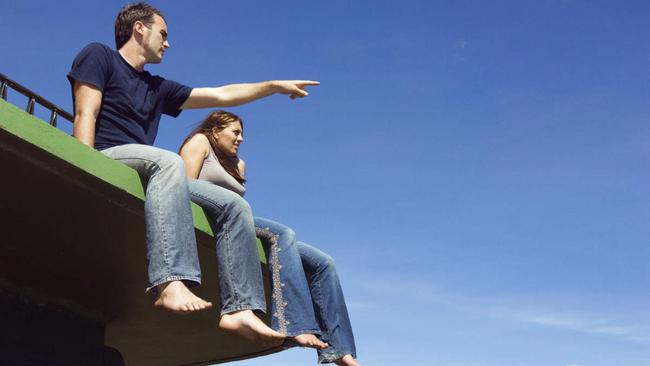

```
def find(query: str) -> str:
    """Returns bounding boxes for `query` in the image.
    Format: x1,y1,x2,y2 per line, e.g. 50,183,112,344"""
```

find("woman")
179,111,361,366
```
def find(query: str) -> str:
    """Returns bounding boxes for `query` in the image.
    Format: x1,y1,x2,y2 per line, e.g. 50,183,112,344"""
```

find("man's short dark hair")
114,2,164,50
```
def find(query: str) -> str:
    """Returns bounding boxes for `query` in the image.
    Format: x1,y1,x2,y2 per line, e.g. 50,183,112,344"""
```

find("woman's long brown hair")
180,110,246,184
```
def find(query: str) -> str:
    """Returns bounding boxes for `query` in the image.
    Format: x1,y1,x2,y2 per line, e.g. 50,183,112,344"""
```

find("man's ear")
133,20,147,37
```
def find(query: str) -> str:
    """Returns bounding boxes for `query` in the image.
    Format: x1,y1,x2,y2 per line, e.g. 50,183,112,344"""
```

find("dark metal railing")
0,73,73,127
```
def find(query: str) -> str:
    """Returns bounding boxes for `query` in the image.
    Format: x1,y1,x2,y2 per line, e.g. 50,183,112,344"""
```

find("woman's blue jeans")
254,217,357,363
101,144,266,315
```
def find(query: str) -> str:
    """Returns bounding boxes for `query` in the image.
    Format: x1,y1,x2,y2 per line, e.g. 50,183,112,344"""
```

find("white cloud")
508,310,650,344
346,271,650,345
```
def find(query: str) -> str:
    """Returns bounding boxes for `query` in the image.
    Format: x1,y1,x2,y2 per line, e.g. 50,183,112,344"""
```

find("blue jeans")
101,144,265,315
254,217,357,363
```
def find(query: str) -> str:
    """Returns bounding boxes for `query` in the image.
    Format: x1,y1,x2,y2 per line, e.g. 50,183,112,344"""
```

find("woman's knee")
319,252,336,270
313,252,337,277
255,219,296,247
276,225,296,244
254,218,292,233
299,243,336,271
224,195,253,217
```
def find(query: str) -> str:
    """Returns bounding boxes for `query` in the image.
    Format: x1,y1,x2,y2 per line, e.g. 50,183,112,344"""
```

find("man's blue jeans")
255,217,357,363
101,144,265,315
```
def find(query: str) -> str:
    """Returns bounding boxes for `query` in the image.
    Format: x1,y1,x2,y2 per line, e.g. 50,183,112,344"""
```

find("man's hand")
271,80,321,100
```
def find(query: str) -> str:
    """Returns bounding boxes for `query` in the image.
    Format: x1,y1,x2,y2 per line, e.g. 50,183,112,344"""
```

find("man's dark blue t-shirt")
67,43,192,150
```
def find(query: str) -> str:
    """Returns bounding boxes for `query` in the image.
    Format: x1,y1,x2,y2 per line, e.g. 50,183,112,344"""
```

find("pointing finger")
295,80,320,86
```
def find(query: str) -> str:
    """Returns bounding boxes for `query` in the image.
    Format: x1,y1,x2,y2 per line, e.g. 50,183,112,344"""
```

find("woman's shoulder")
189,133,209,144
238,159,246,177
181,133,210,157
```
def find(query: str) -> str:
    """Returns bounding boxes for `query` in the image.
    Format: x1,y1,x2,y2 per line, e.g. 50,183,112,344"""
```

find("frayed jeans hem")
220,304,265,318
145,276,201,294
318,350,357,364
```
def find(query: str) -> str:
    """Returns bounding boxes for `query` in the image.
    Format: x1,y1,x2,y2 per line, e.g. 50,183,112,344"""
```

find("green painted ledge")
0,99,266,262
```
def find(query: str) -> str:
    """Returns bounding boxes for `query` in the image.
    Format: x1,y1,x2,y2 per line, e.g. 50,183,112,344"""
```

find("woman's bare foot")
334,354,361,366
219,310,285,345
291,334,329,349
153,280,212,314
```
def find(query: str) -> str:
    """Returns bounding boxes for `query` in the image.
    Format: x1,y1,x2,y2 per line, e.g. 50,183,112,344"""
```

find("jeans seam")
224,223,240,305
155,167,172,282
311,255,330,335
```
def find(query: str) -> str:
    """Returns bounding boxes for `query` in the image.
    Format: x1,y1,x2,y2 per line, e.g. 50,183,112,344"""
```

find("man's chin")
146,54,164,64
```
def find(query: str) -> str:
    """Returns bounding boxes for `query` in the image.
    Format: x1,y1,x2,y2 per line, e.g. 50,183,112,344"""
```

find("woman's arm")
179,134,210,179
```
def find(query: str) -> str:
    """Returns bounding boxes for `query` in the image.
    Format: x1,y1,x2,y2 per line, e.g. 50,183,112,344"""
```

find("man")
68,2,320,346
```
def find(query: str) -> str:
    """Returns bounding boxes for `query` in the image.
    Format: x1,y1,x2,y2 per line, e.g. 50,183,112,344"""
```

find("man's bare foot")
153,280,212,314
334,354,362,366
291,334,328,349
219,310,285,345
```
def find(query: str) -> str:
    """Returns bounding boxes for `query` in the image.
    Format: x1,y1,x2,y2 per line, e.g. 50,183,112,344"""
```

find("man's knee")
104,144,186,179
157,151,185,172
148,152,188,185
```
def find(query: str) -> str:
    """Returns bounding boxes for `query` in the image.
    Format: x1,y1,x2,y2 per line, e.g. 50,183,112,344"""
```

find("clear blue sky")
2,1,649,365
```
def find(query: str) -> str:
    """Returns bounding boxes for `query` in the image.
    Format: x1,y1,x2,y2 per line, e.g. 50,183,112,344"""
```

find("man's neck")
118,43,146,72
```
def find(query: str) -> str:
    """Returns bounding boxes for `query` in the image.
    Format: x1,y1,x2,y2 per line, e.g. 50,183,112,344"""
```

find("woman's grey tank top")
198,144,246,197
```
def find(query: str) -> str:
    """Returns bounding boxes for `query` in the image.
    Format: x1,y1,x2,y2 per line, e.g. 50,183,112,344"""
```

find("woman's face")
213,121,243,156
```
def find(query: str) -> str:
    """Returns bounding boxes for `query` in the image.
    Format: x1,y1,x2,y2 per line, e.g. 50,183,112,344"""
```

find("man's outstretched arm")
180,80,320,109
72,81,103,148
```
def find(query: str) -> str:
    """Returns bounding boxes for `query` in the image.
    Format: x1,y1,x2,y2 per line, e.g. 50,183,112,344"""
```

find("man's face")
141,14,169,64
